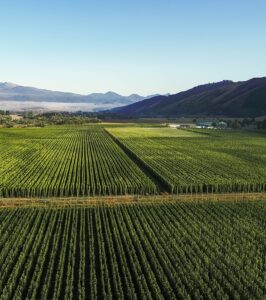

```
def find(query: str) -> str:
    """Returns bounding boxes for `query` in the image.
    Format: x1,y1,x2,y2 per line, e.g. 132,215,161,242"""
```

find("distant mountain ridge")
2,78,266,116
0,82,145,105
111,77,266,117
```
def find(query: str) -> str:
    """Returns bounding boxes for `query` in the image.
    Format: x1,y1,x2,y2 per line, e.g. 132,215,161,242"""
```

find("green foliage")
0,111,100,128
257,119,266,129
0,200,266,299
0,124,265,198
0,126,156,197
107,127,266,194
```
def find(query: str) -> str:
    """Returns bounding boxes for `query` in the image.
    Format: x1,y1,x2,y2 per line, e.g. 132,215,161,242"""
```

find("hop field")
0,126,156,197
107,126,266,194
0,200,266,299
0,124,265,198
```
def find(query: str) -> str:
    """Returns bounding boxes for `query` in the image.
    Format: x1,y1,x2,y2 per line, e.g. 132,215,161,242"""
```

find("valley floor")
0,124,265,299
0,124,265,198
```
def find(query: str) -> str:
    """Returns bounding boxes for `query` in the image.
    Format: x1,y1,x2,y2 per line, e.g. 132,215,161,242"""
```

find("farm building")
217,121,227,128
196,120,214,128
168,123,179,128
196,119,228,129
168,123,192,129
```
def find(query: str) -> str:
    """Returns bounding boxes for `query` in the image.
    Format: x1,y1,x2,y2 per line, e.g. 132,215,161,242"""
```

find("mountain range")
111,77,266,118
0,82,149,112
1,78,266,116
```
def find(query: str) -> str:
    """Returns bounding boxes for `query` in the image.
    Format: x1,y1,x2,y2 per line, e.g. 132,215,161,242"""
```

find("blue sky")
0,0,265,95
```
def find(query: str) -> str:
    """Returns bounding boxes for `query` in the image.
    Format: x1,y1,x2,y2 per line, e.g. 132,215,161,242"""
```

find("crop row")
0,126,156,197
0,200,265,299
107,127,266,194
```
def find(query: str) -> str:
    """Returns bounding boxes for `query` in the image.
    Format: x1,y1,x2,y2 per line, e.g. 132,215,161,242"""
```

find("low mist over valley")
0,82,150,112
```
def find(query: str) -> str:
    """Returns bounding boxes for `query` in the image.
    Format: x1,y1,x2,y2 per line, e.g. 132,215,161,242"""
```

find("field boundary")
0,192,265,208
104,129,171,192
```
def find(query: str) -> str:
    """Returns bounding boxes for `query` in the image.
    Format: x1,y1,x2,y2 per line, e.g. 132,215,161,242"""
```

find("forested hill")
111,77,266,117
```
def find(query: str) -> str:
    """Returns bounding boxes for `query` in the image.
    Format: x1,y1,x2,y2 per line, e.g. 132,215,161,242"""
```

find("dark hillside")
112,77,266,117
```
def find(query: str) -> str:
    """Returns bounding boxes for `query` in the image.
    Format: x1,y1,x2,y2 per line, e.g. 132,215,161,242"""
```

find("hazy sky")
0,0,265,95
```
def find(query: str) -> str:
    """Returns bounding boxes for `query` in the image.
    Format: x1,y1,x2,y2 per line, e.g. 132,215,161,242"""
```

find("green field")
0,126,156,197
0,124,265,198
0,200,266,299
107,126,266,194
1,124,266,299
